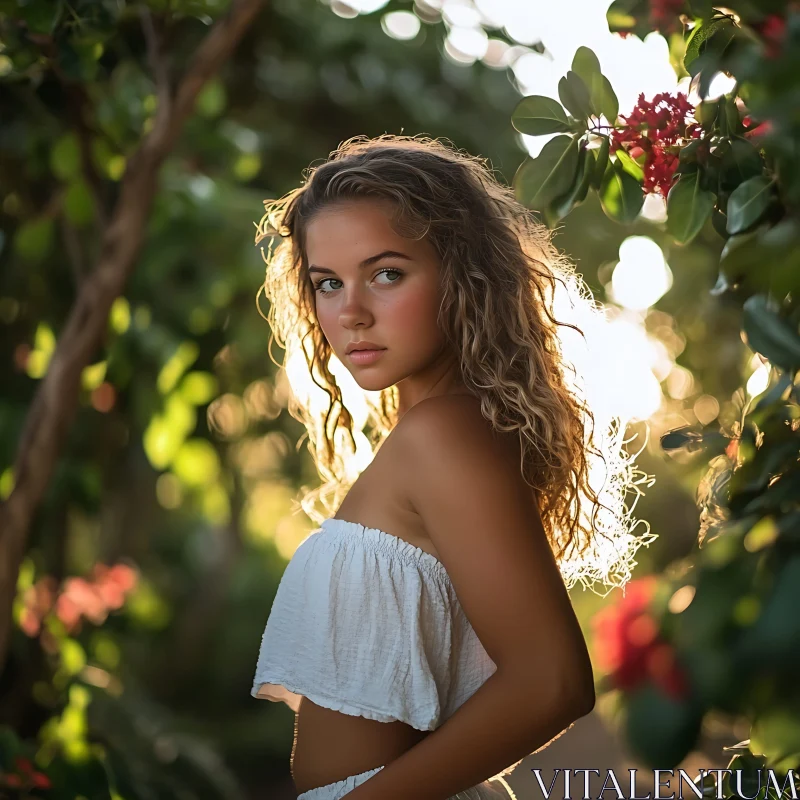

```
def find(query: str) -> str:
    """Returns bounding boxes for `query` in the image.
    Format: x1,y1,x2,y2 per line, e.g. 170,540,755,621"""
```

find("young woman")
251,134,651,800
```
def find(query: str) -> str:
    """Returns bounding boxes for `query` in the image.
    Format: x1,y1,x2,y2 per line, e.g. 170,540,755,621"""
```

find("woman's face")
304,199,452,397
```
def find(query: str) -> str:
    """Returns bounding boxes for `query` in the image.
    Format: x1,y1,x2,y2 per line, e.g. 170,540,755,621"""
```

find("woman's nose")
338,289,375,327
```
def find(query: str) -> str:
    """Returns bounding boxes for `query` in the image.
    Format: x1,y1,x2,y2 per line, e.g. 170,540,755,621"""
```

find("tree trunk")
0,0,266,673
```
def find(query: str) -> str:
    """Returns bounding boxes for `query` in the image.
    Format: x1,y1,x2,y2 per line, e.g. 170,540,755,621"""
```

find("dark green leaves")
718,219,800,301
599,158,643,224
18,0,64,35
719,137,765,189
615,148,644,182
513,135,580,212
592,74,619,124
546,142,595,224
726,176,775,234
558,71,593,120
513,46,618,143
625,683,703,769
511,96,572,136
591,137,610,190
684,17,738,75
667,170,715,244
661,426,730,457
569,47,619,123
743,295,800,373
572,47,602,87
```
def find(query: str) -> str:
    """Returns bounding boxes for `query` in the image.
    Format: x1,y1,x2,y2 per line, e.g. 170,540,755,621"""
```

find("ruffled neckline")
320,517,450,581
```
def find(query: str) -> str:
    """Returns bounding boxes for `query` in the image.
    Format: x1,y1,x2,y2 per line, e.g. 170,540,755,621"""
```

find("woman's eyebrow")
308,250,412,275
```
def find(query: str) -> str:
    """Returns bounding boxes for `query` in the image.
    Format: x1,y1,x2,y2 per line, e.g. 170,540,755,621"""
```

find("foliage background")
1,0,788,797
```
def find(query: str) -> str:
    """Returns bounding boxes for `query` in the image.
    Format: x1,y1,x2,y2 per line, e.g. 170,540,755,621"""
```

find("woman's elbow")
574,678,596,718
560,662,596,721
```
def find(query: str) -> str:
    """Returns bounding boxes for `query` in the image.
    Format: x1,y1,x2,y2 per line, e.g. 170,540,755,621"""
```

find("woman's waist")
292,697,430,794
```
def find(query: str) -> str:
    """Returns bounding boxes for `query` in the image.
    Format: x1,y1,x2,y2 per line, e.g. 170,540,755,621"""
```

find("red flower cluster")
592,577,689,700
0,755,51,790
20,563,138,637
610,91,702,198
650,0,686,34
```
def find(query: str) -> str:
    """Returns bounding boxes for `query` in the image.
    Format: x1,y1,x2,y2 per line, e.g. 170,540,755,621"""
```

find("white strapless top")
251,517,497,731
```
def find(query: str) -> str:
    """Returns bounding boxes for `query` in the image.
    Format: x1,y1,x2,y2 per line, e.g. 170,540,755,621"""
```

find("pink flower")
19,577,57,638
20,563,139,637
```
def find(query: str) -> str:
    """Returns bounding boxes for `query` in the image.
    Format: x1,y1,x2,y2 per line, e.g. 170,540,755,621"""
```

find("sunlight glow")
705,71,738,101
402,0,683,158
609,236,673,312
382,11,422,39
341,0,390,13
447,26,490,60
746,357,771,397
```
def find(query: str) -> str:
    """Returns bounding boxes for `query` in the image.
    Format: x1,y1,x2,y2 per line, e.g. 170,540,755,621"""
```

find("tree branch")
0,0,266,670
139,5,171,120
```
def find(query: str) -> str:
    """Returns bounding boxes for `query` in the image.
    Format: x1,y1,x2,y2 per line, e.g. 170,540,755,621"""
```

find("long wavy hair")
256,134,655,594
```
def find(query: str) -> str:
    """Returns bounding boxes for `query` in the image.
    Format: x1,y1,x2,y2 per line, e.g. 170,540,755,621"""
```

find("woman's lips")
348,348,386,365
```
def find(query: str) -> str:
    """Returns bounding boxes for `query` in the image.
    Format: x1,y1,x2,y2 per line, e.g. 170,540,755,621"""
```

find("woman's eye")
376,268,402,283
314,278,341,294
313,268,403,295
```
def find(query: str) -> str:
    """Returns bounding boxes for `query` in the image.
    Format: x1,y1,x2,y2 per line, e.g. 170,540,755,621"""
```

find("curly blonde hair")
256,134,655,594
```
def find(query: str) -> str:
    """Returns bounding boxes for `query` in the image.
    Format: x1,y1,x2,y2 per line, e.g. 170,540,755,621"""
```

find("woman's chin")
351,372,393,392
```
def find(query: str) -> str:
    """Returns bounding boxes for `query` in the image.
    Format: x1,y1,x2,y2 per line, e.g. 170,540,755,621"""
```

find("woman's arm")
346,396,595,800
346,663,593,800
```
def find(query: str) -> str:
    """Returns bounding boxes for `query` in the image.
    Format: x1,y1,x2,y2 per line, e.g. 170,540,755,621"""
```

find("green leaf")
13,218,54,263
599,158,643,224
511,95,571,136
570,48,618,122
679,138,704,164
720,137,765,188
50,134,81,181
695,99,719,126
711,206,729,238
666,170,715,244
615,149,644,182
513,135,581,211
64,179,96,226
684,17,737,74
607,0,650,38
723,96,743,136
572,47,601,81
742,295,800,372
726,176,774,234
718,220,800,300
196,78,226,118
590,137,610,190
625,684,703,769
660,426,729,455
688,0,713,18
20,0,63,34
591,74,619,123
546,144,594,224
558,71,593,121
571,46,601,90
750,691,800,772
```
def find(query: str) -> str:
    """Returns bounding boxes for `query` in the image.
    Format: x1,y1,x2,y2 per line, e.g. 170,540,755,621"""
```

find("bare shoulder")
394,394,522,485
393,394,535,541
